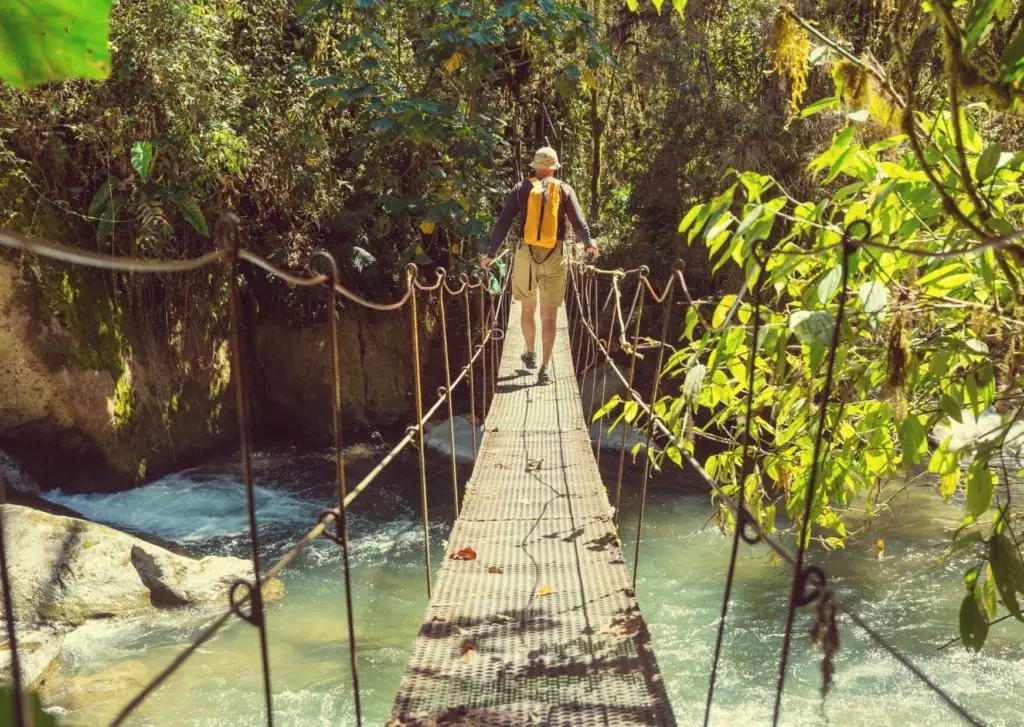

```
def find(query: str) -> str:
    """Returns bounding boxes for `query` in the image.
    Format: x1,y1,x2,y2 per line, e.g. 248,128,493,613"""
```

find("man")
481,147,598,385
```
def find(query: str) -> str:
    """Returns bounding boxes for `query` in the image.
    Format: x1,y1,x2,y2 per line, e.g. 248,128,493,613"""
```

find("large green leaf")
171,195,209,237
964,0,1001,51
959,592,989,651
990,534,1024,621
131,141,154,183
976,142,1002,183
0,0,112,88
857,280,889,328
788,310,835,348
1001,28,1024,82
966,463,994,517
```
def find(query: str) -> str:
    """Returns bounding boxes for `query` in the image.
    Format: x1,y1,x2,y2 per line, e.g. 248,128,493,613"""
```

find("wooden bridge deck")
389,303,676,726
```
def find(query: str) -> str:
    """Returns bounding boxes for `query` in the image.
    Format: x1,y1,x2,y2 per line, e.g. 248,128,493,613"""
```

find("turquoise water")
38,445,1024,726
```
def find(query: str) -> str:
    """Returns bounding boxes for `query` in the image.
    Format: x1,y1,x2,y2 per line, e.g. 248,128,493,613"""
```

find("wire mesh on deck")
389,304,676,727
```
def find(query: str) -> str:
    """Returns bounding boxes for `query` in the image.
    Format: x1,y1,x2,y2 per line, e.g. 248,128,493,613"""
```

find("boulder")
425,416,482,463
0,504,283,626
0,624,67,689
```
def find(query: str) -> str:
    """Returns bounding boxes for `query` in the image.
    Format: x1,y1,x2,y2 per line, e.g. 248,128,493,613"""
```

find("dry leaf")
488,566,504,574
443,51,464,73
451,547,477,561
460,639,478,664
600,613,644,638
537,584,556,597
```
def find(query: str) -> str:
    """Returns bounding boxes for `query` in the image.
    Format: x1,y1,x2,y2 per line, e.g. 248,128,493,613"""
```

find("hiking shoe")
537,367,551,385
521,350,537,369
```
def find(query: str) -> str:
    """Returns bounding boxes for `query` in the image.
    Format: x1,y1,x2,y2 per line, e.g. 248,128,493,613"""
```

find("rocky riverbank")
0,504,282,692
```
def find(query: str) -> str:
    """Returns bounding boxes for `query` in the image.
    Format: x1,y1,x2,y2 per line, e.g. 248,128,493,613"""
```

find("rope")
312,250,363,725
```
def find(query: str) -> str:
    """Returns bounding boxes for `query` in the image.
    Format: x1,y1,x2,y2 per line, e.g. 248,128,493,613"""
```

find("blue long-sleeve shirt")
486,177,592,257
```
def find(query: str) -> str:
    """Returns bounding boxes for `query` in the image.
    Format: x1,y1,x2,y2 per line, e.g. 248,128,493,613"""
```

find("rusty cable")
408,265,433,598
219,215,275,726
312,251,363,725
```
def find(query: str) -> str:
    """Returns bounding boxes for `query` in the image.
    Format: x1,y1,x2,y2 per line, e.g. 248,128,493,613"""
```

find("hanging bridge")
0,216,989,726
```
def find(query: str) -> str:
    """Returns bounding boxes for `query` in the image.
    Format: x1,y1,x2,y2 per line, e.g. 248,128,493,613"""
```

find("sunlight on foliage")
768,10,811,117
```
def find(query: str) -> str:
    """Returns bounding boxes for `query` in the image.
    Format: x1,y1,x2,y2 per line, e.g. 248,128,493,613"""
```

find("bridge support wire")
315,251,363,726
704,255,764,727
437,284,460,518
614,276,645,524
409,266,434,599
221,214,275,726
632,273,673,590
462,283,479,461
569,258,986,727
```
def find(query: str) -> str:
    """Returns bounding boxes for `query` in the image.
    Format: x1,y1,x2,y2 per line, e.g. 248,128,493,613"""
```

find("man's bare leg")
540,303,558,369
521,299,537,355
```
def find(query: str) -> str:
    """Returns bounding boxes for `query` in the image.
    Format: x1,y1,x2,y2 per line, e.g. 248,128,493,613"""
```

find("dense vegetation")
4,0,1024,656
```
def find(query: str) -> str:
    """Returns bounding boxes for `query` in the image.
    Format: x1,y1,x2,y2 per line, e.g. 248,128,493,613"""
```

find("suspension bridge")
0,216,988,726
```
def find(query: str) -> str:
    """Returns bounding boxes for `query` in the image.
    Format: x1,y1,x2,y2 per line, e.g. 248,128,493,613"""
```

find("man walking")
481,147,598,385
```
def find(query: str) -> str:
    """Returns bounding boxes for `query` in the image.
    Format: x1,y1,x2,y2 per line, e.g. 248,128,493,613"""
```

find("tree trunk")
589,86,602,224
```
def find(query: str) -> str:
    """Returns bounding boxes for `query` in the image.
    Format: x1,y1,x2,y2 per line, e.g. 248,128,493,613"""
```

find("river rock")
425,416,483,463
0,624,67,689
0,504,284,626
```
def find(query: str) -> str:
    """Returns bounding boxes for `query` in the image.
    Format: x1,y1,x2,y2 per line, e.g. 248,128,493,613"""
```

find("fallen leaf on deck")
488,566,504,574
451,547,477,560
537,584,556,597
600,613,644,638
460,639,478,664
525,458,543,472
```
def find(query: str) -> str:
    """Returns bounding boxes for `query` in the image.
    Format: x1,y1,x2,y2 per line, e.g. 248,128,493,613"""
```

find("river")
36,441,1024,726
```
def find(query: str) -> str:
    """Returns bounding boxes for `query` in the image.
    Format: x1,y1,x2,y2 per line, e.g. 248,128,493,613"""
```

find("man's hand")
586,244,599,259
481,256,493,269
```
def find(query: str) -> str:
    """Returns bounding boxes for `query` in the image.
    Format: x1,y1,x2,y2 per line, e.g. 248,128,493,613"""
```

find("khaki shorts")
511,243,566,307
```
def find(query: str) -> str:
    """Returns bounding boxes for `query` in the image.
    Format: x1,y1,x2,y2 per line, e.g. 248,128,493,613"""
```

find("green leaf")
711,295,736,329
788,310,835,348
131,141,154,183
817,265,843,304
625,0,638,10
682,364,706,404
371,117,395,131
88,179,112,217
966,463,994,518
651,0,665,12
857,280,888,328
1001,28,1024,82
672,0,687,16
171,196,209,237
990,534,1024,621
899,415,926,466
940,395,963,423
959,592,989,651
948,531,983,557
964,0,1001,51
914,263,972,296
976,141,1002,183
0,0,112,88
592,395,621,422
